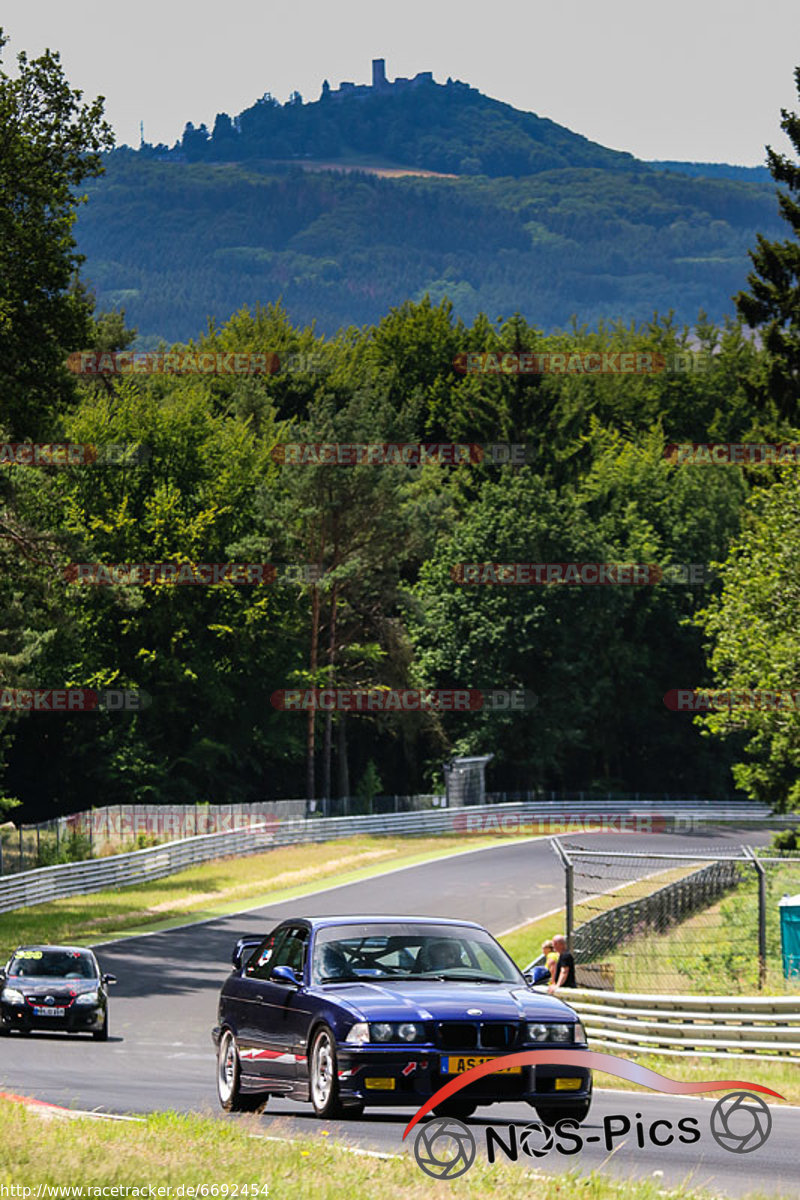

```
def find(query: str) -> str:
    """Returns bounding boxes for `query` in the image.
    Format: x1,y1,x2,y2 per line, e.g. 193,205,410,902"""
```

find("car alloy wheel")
309,1025,343,1117
217,1029,268,1113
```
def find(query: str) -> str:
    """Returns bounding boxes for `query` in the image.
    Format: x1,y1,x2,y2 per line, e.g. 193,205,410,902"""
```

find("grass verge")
585,1053,800,1106
0,1099,787,1199
496,866,700,970
0,832,524,959
601,864,800,996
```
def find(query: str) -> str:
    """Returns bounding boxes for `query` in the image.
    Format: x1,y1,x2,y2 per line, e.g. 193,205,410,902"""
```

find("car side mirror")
525,966,551,987
103,974,117,985
271,964,301,987
232,937,262,971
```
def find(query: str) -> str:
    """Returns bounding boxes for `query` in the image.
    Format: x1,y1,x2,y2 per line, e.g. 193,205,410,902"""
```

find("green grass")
0,1099,789,1199
496,866,699,971
586,1053,800,1106
601,864,800,996
0,832,526,959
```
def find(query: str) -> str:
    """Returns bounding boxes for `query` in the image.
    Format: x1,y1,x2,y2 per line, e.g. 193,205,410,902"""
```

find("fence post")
19,825,23,870
551,838,574,949
744,846,767,989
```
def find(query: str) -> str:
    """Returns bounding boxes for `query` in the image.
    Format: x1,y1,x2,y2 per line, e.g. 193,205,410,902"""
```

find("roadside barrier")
558,987,800,1061
0,798,778,914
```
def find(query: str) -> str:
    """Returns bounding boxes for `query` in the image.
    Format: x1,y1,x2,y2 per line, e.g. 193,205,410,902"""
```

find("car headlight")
526,1021,574,1043
397,1022,425,1042
345,1021,370,1045
74,992,100,1006
371,1022,394,1042
527,1022,549,1042
1,987,24,1005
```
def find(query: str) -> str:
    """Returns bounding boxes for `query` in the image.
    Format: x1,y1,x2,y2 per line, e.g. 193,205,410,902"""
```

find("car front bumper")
0,1000,105,1035
334,1045,592,1107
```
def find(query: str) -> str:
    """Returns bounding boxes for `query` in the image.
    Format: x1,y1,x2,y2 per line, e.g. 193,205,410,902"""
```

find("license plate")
441,1056,522,1075
33,1006,65,1017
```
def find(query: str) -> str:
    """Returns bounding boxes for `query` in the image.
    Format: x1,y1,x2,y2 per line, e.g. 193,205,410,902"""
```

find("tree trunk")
306,579,320,803
322,580,338,807
337,712,349,801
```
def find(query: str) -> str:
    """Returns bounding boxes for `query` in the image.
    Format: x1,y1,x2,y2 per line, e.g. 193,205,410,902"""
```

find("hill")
73,63,783,341
171,58,645,178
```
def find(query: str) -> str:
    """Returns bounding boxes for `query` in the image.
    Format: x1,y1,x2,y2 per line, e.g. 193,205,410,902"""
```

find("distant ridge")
648,160,771,182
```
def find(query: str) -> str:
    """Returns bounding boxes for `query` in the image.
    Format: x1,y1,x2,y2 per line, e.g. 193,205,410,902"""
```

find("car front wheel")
309,1025,347,1118
92,1014,109,1041
217,1030,269,1113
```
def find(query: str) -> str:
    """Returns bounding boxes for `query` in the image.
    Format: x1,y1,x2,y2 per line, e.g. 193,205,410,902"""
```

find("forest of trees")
74,156,783,343
2,35,800,821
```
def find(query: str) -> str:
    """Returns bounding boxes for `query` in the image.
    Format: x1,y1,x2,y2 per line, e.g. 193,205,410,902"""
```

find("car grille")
24,992,75,1008
436,1022,519,1051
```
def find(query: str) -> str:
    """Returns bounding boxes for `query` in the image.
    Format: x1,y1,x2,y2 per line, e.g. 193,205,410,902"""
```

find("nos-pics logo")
413,1092,773,1180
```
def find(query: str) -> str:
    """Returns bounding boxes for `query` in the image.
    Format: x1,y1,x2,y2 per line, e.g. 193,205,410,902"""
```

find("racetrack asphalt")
0,827,795,1197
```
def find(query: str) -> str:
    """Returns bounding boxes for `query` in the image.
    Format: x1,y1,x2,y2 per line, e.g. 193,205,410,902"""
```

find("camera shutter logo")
519,1121,555,1158
413,1117,476,1179
710,1092,772,1153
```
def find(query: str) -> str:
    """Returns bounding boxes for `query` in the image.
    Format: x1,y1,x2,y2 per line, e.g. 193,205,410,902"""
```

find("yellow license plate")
441,1056,522,1075
555,1077,582,1091
364,1077,395,1090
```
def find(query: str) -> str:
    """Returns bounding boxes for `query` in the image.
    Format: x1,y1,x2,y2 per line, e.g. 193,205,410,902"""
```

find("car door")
240,925,311,1089
227,926,287,1079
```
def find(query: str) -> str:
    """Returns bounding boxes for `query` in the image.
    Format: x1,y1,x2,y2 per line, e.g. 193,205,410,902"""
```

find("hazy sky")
2,1,798,165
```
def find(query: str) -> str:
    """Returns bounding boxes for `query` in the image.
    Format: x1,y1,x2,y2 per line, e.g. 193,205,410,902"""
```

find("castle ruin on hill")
321,59,435,101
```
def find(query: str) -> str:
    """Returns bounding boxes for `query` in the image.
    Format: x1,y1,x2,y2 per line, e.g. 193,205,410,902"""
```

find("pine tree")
735,66,800,419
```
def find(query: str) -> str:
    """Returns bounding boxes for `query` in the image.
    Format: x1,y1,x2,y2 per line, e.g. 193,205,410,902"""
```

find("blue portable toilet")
779,894,800,978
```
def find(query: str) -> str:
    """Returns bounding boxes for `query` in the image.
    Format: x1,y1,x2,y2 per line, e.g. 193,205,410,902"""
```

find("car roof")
293,916,485,931
13,944,96,954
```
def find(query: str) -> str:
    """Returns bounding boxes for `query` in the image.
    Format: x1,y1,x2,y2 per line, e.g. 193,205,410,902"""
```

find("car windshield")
311,922,523,985
8,949,98,979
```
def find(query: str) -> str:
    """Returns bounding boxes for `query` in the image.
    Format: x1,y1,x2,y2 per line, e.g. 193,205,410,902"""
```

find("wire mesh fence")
550,840,800,995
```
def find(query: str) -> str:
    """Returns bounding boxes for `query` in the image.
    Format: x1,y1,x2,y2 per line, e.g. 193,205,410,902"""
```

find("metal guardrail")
0,825,276,915
0,797,780,914
556,987,800,1061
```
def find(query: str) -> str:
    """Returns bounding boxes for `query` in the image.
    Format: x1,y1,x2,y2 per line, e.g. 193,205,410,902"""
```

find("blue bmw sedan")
212,915,591,1123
